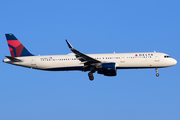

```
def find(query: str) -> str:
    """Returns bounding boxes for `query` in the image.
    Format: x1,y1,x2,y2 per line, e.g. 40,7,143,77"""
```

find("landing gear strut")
88,72,94,81
88,67,95,81
155,68,159,77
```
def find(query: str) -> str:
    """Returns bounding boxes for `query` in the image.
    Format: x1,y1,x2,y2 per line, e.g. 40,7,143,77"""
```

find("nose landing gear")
155,68,159,77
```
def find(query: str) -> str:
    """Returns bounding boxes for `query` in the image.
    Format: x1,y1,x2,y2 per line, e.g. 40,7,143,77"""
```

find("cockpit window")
164,55,170,58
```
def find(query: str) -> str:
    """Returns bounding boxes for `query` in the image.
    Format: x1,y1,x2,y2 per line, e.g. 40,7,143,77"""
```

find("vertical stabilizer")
5,34,34,57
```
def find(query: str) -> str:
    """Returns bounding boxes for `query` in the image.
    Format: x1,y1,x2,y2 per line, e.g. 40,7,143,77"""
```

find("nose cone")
171,58,177,66
165,58,177,67
170,58,177,66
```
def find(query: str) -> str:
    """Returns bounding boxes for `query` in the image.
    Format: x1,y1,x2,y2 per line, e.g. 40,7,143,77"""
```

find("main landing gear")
88,67,96,81
88,72,94,81
155,68,159,77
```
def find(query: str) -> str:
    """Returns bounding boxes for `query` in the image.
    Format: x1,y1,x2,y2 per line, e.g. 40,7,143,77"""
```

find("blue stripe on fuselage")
43,66,84,71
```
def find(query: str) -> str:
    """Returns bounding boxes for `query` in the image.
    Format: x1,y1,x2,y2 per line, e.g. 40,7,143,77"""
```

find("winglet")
65,40,101,63
65,40,73,49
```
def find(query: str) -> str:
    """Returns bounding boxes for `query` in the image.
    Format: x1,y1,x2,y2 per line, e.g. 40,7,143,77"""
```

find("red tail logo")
5,34,33,57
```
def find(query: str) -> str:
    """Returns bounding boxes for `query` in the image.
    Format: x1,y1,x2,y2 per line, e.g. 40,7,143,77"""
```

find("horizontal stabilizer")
5,56,22,62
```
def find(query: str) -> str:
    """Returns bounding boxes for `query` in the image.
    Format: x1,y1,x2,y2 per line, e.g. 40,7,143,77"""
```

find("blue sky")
0,0,180,120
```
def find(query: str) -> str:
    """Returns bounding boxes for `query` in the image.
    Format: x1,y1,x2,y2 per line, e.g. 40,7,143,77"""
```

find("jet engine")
97,63,117,76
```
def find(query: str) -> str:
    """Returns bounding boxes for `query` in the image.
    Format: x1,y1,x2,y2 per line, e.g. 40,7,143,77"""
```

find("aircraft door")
155,53,160,62
120,55,125,63
31,57,37,68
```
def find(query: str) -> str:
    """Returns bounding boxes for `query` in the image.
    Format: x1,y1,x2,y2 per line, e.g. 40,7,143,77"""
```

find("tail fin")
5,34,34,57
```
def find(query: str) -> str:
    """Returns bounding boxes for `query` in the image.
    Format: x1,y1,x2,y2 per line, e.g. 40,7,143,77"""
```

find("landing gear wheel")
88,72,93,77
155,68,159,77
89,76,94,81
156,73,159,77
88,72,94,81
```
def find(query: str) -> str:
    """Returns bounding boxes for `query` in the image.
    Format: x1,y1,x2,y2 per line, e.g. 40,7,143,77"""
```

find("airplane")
3,34,177,80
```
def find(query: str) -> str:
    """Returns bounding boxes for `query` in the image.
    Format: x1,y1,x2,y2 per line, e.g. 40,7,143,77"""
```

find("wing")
65,40,101,64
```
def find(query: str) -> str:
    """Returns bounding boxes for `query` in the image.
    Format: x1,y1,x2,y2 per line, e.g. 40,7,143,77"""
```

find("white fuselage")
3,52,177,71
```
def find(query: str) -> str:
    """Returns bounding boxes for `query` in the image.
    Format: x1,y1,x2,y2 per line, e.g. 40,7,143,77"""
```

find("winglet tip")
65,40,73,49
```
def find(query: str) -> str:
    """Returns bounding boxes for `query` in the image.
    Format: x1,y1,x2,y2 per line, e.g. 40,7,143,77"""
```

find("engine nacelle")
97,63,117,76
